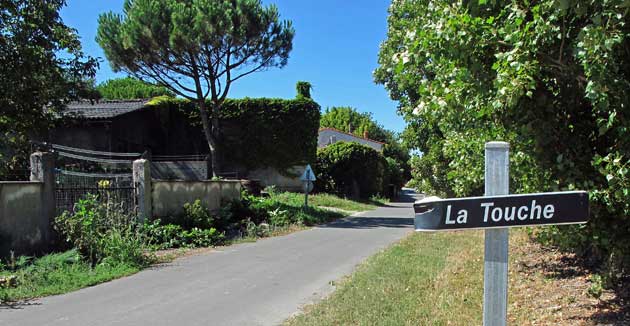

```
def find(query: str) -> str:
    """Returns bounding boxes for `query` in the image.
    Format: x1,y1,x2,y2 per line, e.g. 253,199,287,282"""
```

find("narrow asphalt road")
0,190,421,326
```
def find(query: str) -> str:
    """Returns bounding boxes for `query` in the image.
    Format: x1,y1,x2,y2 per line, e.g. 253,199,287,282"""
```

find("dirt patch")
509,231,630,325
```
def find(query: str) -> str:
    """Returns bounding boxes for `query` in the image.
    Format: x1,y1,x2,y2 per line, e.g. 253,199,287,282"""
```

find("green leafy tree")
0,0,97,179
97,0,294,176
320,107,389,142
97,77,174,100
376,0,630,275
320,106,411,182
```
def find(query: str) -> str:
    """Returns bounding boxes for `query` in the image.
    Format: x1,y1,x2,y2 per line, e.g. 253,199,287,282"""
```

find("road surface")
0,190,420,326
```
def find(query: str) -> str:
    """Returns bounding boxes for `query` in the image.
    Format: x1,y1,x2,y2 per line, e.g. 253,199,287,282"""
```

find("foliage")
375,0,630,276
316,142,388,199
148,93,321,172
54,194,147,266
143,220,223,250
0,249,139,303
0,0,97,179
296,81,312,99
320,107,390,142
97,0,294,176
320,106,411,183
97,77,174,100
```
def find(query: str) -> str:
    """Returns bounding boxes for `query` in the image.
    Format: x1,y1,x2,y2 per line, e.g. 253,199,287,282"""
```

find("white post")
133,159,152,222
483,142,509,326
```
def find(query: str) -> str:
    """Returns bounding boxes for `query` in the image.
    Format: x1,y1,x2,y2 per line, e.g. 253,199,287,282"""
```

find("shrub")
54,194,147,266
143,220,225,250
316,142,388,199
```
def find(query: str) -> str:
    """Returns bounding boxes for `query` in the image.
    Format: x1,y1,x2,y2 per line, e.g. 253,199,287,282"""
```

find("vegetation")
147,91,320,172
0,250,140,303
320,106,412,182
375,0,630,280
97,0,294,177
97,77,174,100
286,231,485,325
0,0,97,180
287,229,626,325
316,142,391,199
54,194,149,267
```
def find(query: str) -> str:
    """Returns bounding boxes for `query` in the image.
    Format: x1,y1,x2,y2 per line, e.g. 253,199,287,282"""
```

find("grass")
286,231,485,326
287,228,628,326
272,192,387,213
0,250,141,303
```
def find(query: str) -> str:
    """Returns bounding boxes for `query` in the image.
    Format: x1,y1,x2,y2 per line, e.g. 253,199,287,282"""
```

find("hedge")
147,94,320,173
315,142,388,199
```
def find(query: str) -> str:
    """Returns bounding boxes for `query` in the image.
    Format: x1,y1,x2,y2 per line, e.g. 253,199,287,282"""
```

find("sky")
60,0,406,133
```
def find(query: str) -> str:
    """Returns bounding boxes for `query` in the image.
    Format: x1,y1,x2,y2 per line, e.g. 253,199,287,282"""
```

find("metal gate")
51,143,141,215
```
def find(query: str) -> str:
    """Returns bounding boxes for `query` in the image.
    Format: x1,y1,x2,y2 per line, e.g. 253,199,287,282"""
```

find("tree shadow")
0,299,41,310
319,216,414,229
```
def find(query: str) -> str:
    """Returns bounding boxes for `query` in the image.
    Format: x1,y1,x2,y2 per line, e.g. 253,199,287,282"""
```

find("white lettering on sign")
444,200,556,225
445,205,469,225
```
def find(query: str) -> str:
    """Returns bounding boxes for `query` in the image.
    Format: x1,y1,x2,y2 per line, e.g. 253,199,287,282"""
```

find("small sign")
300,164,316,181
414,191,589,231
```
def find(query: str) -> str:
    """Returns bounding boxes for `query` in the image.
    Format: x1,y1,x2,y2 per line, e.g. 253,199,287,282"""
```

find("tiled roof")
318,127,386,145
60,99,150,120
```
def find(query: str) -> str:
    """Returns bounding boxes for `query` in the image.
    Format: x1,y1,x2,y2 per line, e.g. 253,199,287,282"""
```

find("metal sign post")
412,142,590,326
300,165,316,209
483,142,509,326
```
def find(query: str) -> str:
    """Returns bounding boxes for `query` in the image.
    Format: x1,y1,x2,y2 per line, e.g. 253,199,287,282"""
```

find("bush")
54,194,147,266
143,220,224,250
316,142,388,199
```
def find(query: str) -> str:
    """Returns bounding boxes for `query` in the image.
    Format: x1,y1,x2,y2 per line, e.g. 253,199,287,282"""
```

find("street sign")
414,191,589,232
300,164,316,181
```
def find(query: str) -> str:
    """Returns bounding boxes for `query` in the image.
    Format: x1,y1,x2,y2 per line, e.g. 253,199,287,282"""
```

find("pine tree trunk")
197,100,220,178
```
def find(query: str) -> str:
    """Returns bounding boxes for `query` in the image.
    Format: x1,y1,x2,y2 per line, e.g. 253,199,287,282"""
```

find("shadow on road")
320,217,414,229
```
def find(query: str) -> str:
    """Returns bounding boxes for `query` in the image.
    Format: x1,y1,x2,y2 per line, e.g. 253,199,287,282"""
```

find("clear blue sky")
60,0,405,133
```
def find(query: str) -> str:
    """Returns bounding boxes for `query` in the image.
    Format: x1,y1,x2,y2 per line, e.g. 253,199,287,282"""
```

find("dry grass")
287,229,629,325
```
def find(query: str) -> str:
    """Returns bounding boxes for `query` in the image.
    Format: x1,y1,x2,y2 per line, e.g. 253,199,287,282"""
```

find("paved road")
0,190,420,326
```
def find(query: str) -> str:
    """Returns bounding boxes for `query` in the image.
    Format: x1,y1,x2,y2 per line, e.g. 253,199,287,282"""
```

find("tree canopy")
320,107,390,142
97,0,294,176
97,77,174,100
0,0,97,179
376,0,630,275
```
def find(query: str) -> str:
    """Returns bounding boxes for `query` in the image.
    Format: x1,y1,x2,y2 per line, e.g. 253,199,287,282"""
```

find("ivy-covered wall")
147,96,321,174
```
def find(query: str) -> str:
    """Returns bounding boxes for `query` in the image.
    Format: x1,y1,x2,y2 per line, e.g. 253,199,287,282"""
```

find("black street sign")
414,191,589,231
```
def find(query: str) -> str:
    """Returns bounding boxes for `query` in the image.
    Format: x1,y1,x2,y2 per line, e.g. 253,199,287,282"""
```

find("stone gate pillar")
29,151,56,248
133,159,152,222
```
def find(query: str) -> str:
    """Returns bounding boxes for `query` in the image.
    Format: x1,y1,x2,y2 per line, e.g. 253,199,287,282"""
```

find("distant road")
0,189,420,326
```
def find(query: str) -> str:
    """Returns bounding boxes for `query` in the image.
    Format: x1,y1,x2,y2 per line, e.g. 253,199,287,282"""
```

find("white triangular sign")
300,164,316,181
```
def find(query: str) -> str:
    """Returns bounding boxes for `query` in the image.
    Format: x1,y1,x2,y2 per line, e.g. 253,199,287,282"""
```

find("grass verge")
287,229,629,326
0,250,141,303
273,192,387,212
286,231,484,326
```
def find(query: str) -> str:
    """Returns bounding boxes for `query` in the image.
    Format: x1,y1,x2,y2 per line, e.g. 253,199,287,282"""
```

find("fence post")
133,159,152,222
483,142,510,326
30,151,56,247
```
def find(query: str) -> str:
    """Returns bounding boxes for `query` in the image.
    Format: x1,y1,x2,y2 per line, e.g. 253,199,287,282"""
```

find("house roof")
60,99,150,120
318,127,386,145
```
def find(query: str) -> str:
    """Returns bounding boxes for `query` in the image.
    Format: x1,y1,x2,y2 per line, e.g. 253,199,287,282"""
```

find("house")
49,99,207,156
317,127,385,152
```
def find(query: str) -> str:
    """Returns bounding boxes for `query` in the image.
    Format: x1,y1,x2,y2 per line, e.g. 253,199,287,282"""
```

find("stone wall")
0,182,51,256
151,180,241,218
247,165,307,192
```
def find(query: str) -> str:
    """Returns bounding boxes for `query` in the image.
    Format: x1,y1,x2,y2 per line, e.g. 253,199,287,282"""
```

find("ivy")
148,96,320,173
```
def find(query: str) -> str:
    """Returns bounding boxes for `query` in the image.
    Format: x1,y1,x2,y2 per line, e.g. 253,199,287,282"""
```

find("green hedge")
148,95,320,172
315,142,388,199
